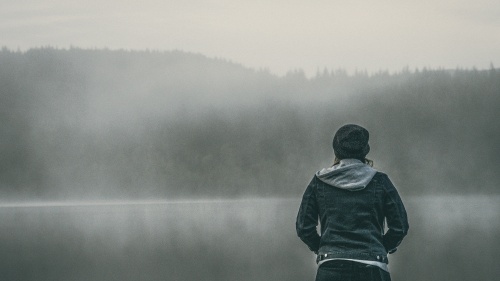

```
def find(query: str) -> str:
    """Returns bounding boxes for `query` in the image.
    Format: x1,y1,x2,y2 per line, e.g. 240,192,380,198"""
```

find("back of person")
296,124,409,281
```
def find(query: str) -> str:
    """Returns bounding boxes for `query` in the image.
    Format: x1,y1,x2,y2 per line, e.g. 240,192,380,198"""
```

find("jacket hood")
316,159,377,191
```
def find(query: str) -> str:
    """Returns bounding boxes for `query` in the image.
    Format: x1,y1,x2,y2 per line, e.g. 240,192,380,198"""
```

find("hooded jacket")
296,159,409,265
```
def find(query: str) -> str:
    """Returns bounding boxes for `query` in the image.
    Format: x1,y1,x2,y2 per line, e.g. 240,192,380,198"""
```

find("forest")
1,47,499,200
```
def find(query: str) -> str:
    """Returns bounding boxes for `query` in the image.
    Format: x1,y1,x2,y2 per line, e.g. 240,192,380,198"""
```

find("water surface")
0,196,498,281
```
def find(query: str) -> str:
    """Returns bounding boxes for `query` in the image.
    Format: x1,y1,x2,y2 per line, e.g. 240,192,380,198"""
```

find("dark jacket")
296,160,409,264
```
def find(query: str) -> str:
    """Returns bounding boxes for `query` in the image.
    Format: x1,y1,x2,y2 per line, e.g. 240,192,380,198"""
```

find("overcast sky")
2,0,499,76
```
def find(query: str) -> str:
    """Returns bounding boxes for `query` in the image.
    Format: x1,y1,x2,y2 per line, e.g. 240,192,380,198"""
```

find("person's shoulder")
371,171,394,187
307,173,320,184
372,171,389,180
371,171,400,194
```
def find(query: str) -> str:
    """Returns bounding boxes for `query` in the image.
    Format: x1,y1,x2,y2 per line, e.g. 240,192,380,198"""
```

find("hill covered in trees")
1,47,499,200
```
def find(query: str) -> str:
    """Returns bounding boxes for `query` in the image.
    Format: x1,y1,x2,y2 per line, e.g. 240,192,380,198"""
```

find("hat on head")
332,124,370,160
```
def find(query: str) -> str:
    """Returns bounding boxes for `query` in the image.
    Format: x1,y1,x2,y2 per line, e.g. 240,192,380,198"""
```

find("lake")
0,196,498,281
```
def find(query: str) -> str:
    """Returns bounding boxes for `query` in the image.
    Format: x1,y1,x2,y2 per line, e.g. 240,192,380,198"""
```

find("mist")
1,47,499,200
0,47,499,280
1,196,499,281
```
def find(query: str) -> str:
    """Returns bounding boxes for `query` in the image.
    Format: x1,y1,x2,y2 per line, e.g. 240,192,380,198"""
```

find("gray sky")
2,0,499,76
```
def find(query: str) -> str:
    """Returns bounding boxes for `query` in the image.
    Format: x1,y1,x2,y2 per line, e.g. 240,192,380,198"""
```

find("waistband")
317,256,389,272
317,253,388,264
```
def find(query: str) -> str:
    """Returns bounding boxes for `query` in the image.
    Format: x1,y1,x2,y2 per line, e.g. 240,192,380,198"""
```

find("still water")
0,196,498,281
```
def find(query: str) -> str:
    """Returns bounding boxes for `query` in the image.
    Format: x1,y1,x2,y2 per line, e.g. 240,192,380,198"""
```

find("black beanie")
332,124,370,160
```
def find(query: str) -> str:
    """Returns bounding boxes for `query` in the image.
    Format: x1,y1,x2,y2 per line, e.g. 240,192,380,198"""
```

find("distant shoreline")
1,195,499,208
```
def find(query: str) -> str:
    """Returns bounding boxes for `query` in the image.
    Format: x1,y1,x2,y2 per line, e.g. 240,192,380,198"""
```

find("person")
296,124,409,281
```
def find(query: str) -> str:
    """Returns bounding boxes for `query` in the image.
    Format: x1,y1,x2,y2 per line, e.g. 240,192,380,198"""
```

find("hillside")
1,47,499,200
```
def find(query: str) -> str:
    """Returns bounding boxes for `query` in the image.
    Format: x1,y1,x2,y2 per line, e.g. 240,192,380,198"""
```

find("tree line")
1,47,499,200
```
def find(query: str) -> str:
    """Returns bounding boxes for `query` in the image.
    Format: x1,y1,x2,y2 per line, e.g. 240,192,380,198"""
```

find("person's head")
332,124,372,166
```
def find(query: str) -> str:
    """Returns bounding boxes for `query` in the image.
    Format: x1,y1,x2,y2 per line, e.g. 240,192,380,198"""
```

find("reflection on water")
0,196,498,281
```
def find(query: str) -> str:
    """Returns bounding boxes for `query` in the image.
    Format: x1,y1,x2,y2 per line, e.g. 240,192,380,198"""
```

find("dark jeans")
315,260,391,281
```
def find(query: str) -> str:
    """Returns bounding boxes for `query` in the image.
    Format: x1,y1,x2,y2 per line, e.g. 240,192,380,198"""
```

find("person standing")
296,124,409,281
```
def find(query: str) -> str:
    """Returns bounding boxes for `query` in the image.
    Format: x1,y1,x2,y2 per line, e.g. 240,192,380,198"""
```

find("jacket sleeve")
296,176,321,253
382,174,409,254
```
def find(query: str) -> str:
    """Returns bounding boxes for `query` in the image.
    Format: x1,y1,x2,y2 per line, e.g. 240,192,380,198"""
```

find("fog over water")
1,196,499,281
0,48,499,280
